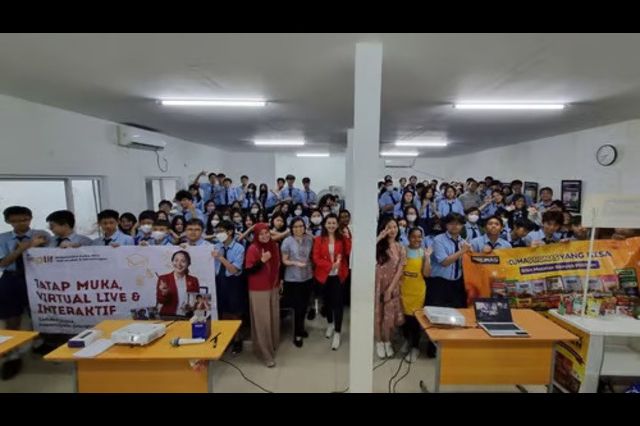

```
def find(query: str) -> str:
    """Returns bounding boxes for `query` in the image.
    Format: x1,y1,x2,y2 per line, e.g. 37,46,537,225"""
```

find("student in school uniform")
92,210,135,246
510,220,535,248
193,171,220,203
46,210,92,248
308,209,324,237
393,190,416,219
188,184,204,212
280,174,304,205
237,215,257,248
479,189,508,220
238,175,250,199
275,177,286,193
536,187,555,212
470,215,512,253
158,200,174,221
175,190,206,223
403,206,424,237
507,194,529,230
437,186,465,218
212,220,246,354
428,213,471,310
150,220,175,246
458,179,483,210
258,183,279,213
524,211,567,247
217,178,240,208
248,202,262,218
205,212,222,242
506,179,533,206
134,210,158,246
464,207,483,242
379,179,402,219
397,218,410,247
231,209,245,235
301,177,318,211
269,213,290,244
170,215,187,245
204,200,217,217
180,219,211,247
242,183,258,212
416,185,437,234
0,206,49,379
118,212,137,237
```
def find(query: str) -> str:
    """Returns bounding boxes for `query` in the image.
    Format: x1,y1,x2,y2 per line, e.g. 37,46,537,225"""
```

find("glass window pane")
163,179,177,202
71,180,100,238
152,179,161,209
0,180,66,234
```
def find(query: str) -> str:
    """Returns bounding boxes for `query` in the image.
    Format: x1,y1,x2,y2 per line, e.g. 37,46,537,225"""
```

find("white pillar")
348,43,382,393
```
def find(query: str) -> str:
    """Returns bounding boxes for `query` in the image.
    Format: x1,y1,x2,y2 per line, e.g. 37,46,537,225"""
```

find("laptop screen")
474,298,513,323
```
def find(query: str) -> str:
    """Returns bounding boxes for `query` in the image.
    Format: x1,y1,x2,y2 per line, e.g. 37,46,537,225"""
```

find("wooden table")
0,330,39,357
44,319,241,393
416,309,577,392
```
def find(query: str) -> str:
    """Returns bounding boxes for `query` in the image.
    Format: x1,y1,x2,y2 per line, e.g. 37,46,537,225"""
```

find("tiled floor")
0,310,546,393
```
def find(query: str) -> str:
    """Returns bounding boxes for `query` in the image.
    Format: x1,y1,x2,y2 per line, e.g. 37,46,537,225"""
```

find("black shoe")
1,359,23,380
307,309,316,321
293,337,303,348
232,340,243,354
301,330,309,338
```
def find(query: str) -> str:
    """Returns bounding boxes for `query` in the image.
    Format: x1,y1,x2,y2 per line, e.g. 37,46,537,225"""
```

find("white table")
548,310,640,392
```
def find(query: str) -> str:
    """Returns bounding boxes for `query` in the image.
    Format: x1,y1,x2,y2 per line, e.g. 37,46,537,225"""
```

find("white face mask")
251,208,259,214
294,209,303,216
211,220,220,227
247,188,254,193
233,217,242,224
468,215,479,224
406,214,417,223
215,232,229,243
151,231,166,240
311,217,322,225
222,216,230,221
140,224,152,234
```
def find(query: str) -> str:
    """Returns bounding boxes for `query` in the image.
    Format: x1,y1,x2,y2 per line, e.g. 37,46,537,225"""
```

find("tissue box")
190,312,211,339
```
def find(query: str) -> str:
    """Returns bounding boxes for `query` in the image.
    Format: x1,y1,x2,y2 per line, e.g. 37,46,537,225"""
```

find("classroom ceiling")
2,33,640,157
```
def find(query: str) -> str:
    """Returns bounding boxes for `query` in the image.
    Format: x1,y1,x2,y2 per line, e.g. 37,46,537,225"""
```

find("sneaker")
404,348,419,363
294,337,303,348
376,342,386,359
331,333,341,350
1,359,23,380
325,324,335,339
232,340,243,354
384,341,394,358
266,360,276,368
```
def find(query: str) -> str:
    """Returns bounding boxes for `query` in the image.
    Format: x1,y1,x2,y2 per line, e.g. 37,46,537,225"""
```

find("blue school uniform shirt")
523,230,562,246
260,192,279,210
187,238,211,247
506,193,533,206
394,202,416,219
464,222,483,241
242,192,259,210
415,199,435,220
398,228,410,246
423,234,434,249
437,199,465,217
216,186,240,207
378,190,402,210
200,183,221,203
301,189,318,207
470,235,512,253
0,229,51,272
279,186,304,204
48,232,92,248
430,232,465,281
134,230,155,246
181,208,206,223
481,202,506,219
92,230,134,246
213,240,245,277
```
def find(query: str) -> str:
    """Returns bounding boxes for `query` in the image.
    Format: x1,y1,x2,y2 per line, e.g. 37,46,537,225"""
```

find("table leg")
434,343,441,393
72,363,78,393
547,347,557,393
208,360,214,393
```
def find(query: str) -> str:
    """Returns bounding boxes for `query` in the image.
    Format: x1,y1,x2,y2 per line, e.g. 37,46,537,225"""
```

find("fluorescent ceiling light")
453,103,565,110
395,140,448,147
254,140,305,146
160,99,267,107
380,151,419,157
296,153,330,157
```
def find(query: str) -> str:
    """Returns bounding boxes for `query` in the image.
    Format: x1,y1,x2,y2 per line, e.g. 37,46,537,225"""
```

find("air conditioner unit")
384,158,415,168
117,125,166,151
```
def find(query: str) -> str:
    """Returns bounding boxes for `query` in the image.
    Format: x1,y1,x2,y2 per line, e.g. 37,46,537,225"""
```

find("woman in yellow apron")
400,227,432,363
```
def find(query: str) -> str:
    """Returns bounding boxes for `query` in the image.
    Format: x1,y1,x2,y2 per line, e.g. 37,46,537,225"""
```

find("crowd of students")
2,171,636,379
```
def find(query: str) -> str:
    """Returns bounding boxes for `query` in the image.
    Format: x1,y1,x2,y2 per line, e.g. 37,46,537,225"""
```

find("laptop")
473,298,529,337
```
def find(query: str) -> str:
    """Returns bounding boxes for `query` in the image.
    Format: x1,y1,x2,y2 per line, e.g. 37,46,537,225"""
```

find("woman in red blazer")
312,213,351,350
156,250,200,316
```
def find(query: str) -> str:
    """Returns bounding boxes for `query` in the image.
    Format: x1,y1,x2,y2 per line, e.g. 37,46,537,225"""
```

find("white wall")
0,94,274,213
275,153,346,195
385,119,640,198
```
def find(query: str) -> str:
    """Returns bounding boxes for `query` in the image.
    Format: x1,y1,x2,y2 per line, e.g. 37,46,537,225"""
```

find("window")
0,177,103,238
146,177,180,210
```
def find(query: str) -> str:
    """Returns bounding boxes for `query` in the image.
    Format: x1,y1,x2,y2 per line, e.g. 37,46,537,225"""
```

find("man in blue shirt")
470,216,512,253
46,210,92,248
133,210,158,246
92,210,135,246
379,179,401,217
217,178,240,208
429,213,472,309
175,190,206,223
280,174,304,205
301,177,318,210
506,179,533,206
0,206,50,379
193,171,221,203
524,210,567,247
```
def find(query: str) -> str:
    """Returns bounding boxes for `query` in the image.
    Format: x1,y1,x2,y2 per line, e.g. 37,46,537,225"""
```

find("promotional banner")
463,237,640,313
24,246,218,333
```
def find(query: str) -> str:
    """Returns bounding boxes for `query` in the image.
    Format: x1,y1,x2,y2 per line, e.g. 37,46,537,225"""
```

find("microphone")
170,337,206,347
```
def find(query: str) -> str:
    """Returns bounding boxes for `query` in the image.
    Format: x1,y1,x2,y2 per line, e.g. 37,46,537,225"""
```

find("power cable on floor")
218,358,274,393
